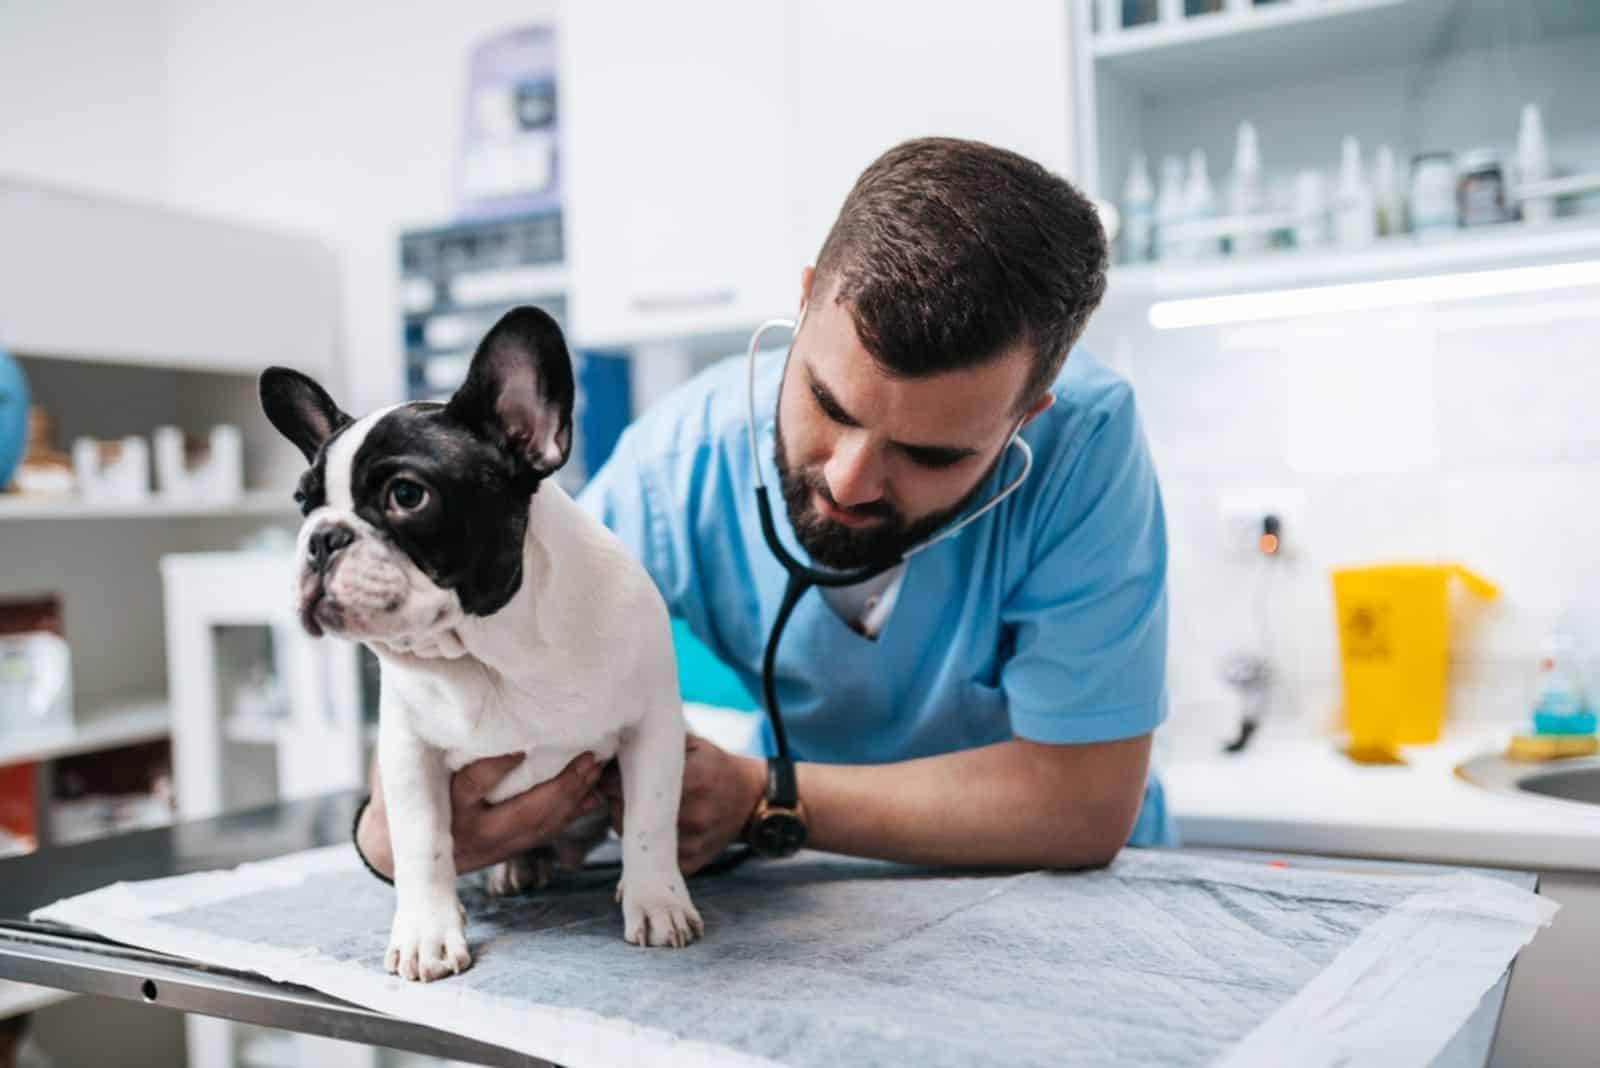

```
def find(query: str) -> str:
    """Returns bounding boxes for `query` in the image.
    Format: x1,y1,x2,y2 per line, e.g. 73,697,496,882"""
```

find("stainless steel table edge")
0,921,546,1067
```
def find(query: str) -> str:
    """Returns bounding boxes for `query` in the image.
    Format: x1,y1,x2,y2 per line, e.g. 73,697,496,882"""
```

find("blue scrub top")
577,347,1176,847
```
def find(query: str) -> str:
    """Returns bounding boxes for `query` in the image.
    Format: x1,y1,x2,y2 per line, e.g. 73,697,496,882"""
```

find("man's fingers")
450,752,527,808
478,752,601,840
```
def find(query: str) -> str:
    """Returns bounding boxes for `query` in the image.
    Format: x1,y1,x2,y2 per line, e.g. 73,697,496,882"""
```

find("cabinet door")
559,0,794,348
780,1,1077,274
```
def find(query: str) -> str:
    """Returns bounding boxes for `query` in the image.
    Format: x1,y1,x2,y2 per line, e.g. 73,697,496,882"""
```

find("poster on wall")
455,25,561,221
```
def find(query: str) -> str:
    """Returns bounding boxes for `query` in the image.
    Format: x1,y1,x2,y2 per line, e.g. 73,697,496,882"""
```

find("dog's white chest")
380,654,625,785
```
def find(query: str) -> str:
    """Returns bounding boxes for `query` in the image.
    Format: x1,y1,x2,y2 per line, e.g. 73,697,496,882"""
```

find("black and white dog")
260,306,702,982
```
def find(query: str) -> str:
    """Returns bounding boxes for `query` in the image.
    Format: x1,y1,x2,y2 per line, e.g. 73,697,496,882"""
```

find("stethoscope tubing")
744,318,1037,764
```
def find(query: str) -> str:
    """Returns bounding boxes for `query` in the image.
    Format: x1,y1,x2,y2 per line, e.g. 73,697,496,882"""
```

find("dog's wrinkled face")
259,307,575,654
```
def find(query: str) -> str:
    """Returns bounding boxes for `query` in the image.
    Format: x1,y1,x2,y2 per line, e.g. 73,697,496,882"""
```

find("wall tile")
1129,297,1600,734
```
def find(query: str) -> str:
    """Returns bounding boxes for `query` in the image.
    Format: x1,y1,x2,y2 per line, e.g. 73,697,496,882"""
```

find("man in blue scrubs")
358,137,1172,880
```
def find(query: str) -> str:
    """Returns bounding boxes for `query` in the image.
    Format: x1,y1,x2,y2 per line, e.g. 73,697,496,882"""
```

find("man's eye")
904,449,966,470
810,386,851,426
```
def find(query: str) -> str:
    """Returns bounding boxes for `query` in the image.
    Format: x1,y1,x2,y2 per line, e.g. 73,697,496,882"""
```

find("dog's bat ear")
259,367,352,463
448,306,575,481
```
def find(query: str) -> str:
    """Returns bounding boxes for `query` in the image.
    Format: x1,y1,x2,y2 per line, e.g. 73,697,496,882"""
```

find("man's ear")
259,367,352,462
447,306,575,480
1018,391,1055,429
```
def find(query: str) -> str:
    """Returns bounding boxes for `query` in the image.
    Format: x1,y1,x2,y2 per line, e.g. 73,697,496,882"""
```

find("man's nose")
824,433,886,509
307,524,354,574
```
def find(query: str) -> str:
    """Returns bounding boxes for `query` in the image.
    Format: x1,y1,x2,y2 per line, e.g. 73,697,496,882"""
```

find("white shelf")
1092,0,1458,97
225,716,379,747
1107,218,1600,301
0,489,295,521
0,696,169,767
0,979,74,1021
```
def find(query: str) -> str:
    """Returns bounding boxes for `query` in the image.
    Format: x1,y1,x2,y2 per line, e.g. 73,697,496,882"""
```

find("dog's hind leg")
484,847,558,896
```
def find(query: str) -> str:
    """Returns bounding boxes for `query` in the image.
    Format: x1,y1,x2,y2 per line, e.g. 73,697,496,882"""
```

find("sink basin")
1456,754,1600,807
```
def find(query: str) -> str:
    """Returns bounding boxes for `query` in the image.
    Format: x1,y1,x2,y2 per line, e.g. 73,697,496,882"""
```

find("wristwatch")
744,757,808,858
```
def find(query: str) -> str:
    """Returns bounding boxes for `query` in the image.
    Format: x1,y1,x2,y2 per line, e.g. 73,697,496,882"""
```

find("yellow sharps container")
1331,563,1498,753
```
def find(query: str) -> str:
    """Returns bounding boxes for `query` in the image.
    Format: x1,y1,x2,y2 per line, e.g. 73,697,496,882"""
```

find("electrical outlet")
1217,487,1306,557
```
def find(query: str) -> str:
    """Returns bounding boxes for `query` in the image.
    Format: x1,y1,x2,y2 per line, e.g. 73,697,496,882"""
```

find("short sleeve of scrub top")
1001,385,1169,746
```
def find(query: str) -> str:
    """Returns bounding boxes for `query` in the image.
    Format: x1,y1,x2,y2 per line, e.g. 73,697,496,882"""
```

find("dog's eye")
388,478,429,512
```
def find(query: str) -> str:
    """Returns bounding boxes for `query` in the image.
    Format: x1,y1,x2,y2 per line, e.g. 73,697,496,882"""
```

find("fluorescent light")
1148,259,1600,330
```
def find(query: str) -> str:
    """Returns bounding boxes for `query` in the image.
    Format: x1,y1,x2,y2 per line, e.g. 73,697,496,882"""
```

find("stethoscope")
739,316,1034,857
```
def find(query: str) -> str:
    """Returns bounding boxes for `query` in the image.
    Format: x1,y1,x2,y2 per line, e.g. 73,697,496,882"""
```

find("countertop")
1162,724,1600,872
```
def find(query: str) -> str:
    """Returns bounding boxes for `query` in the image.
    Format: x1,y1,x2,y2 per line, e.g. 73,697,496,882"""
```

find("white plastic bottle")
1183,149,1219,260
1154,155,1186,261
1293,170,1330,249
1517,102,1553,225
1534,630,1583,718
1333,136,1377,248
1373,144,1402,237
1122,154,1155,263
1229,121,1266,257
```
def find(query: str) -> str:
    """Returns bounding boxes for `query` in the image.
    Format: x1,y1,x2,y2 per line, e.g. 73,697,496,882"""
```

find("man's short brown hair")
812,137,1108,412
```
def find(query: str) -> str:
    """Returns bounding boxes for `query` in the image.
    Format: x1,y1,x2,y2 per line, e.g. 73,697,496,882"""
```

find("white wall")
0,0,555,411
1083,282,1600,744
0,0,172,202
162,0,558,413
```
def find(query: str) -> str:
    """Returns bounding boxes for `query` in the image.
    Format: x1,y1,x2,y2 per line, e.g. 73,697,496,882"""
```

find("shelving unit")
0,490,295,522
1091,0,1459,95
1,178,340,876
0,697,169,767
1107,216,1600,301
0,176,341,1053
1076,0,1600,315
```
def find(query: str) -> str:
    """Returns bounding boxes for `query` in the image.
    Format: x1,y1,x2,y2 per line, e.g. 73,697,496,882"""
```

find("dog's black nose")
307,524,354,573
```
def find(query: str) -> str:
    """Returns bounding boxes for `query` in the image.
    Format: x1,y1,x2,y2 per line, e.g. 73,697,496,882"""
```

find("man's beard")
772,415,986,572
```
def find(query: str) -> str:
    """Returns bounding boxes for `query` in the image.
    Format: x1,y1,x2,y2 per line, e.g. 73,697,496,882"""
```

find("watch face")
751,810,807,858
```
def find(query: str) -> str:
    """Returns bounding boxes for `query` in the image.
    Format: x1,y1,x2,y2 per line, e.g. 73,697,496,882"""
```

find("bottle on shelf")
1373,144,1402,238
1333,135,1377,248
1228,121,1267,257
1121,154,1155,264
1516,102,1553,225
1182,149,1219,260
1154,155,1186,261
1409,151,1459,238
1293,169,1330,249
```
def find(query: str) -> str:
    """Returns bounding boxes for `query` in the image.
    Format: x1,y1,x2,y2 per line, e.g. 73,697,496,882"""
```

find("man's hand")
601,734,765,875
358,751,605,880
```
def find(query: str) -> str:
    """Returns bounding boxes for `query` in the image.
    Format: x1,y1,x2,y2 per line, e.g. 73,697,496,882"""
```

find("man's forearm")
787,734,1151,870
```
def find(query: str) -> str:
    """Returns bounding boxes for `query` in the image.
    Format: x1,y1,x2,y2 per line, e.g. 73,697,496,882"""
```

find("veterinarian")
357,136,1173,880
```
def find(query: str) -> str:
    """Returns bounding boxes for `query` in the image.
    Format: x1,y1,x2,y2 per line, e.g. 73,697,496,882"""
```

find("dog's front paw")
617,871,704,948
385,899,471,981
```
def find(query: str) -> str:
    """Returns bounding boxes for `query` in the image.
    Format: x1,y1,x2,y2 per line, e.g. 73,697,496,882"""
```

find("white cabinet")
558,0,792,348
558,1,1080,348
0,178,340,378
778,1,1079,276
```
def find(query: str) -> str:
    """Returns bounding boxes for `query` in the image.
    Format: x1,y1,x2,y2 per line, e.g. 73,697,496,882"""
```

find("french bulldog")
259,306,703,981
